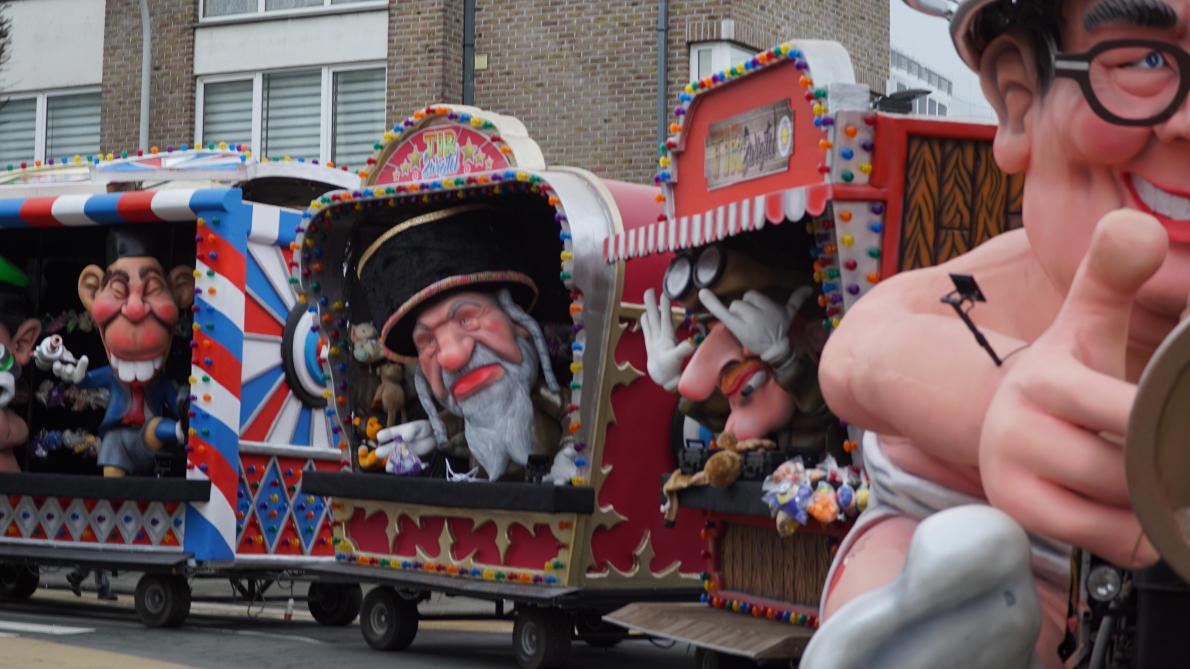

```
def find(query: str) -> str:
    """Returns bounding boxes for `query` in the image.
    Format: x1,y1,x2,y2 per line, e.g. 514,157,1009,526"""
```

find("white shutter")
202,79,253,148
332,68,385,169
264,71,321,161
265,0,321,9
204,0,255,17
0,98,36,166
46,93,100,161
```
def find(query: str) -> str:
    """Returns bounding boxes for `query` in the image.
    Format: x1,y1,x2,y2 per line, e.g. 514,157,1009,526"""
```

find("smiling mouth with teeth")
109,355,165,383
1128,175,1190,243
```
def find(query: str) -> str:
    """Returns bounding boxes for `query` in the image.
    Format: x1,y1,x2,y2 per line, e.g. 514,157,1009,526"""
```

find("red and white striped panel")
603,185,829,263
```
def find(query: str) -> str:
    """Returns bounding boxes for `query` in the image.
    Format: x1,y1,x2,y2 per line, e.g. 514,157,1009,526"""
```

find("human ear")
77,265,104,311
169,266,195,309
9,318,41,363
980,32,1040,174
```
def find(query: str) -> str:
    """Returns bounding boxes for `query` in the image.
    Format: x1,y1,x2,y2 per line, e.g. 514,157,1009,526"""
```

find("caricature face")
1009,0,1190,315
678,323,796,441
84,257,180,382
412,291,528,404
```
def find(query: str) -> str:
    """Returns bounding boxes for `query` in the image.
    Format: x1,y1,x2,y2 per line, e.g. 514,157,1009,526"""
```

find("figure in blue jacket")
35,228,194,477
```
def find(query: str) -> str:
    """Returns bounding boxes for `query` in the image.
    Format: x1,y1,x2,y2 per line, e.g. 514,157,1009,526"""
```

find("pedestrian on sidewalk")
66,567,116,601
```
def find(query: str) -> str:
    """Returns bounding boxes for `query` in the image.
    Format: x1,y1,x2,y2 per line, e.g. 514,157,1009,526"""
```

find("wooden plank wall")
721,525,833,606
898,135,1025,271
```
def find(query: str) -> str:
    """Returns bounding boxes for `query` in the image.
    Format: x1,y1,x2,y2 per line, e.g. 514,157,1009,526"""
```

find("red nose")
436,332,473,372
121,292,149,322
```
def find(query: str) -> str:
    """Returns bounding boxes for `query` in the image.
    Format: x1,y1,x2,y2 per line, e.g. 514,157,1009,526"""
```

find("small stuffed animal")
372,363,407,427
350,323,385,364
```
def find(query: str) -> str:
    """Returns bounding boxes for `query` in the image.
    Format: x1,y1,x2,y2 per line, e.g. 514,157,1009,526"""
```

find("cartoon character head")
974,0,1190,315
77,229,194,383
0,258,42,378
410,288,557,479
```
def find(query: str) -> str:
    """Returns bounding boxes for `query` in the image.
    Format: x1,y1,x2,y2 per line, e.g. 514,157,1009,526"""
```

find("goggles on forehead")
663,246,727,301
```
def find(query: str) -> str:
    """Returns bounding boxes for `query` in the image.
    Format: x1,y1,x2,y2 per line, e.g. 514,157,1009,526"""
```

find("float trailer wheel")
360,586,419,651
307,582,363,626
513,606,572,669
575,611,626,648
134,573,190,628
0,563,39,601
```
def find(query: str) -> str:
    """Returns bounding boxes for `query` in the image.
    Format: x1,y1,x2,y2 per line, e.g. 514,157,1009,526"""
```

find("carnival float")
0,148,371,627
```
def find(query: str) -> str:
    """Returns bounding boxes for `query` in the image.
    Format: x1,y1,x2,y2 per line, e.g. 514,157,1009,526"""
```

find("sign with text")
704,99,794,190
372,125,512,185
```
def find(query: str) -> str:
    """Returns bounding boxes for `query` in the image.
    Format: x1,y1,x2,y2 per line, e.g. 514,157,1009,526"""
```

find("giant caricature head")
0,258,41,467
77,228,194,383
356,204,560,479
968,0,1190,316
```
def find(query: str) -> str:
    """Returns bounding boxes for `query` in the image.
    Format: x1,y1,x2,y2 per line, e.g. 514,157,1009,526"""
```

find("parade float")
0,149,369,628
599,39,1028,667
296,104,704,669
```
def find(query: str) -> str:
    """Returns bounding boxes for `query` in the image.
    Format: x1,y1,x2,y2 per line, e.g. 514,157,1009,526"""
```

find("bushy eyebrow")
102,269,130,287
1085,0,1179,31
447,299,483,319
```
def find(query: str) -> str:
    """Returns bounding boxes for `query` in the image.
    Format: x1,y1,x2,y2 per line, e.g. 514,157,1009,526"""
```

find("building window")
928,98,937,116
203,0,376,19
688,41,756,83
938,103,948,117
0,89,99,166
197,65,386,168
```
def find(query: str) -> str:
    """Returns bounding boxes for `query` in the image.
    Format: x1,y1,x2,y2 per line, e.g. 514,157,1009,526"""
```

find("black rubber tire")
575,611,625,648
359,586,419,651
134,573,190,628
513,607,572,669
0,563,39,600
694,648,757,669
307,582,363,626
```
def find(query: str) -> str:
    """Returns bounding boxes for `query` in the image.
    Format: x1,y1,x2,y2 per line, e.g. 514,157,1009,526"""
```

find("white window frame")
1,86,102,164
688,41,757,83
195,61,386,165
197,0,387,24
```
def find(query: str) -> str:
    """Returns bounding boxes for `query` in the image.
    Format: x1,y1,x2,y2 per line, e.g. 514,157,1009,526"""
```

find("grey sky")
889,0,996,119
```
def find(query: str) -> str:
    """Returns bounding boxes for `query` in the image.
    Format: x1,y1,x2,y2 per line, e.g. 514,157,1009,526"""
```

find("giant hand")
980,210,1162,569
375,420,437,459
699,287,813,365
34,336,88,385
640,288,694,393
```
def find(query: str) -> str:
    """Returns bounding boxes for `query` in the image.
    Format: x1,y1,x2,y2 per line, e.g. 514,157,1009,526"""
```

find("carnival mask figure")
0,258,42,473
35,228,194,477
804,1,1190,667
353,204,569,481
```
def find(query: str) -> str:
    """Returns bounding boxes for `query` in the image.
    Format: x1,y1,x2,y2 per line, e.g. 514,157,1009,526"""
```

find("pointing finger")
699,289,743,332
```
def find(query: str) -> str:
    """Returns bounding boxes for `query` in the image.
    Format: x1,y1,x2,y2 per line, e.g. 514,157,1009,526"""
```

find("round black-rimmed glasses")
1053,39,1190,127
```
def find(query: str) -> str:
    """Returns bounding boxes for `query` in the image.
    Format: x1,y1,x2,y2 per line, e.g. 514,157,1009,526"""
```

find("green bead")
867,247,881,259
841,171,855,183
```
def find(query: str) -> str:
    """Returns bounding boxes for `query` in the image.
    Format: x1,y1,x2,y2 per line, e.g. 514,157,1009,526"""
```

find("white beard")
441,336,539,480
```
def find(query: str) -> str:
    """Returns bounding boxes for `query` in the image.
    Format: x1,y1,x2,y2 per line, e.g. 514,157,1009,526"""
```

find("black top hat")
355,203,539,357
106,227,166,265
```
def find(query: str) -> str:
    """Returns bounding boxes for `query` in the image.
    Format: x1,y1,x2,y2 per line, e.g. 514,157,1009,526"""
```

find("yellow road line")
1,637,198,669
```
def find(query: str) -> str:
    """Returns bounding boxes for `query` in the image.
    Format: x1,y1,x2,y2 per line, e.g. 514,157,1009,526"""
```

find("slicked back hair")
970,0,1066,88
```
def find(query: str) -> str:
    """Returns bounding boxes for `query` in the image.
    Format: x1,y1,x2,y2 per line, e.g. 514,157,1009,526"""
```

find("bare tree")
0,1,9,73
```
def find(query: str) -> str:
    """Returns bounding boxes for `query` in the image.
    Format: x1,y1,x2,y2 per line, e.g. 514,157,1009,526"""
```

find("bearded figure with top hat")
339,200,573,483
34,228,194,477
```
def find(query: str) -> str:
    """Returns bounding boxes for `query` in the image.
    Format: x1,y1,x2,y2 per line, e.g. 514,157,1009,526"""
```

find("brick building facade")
11,0,887,183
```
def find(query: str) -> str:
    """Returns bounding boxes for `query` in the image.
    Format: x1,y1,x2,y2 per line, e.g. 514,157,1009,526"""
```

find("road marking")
0,619,95,635
223,629,325,645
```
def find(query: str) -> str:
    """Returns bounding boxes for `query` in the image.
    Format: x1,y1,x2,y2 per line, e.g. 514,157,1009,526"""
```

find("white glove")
544,445,579,486
375,419,437,458
0,371,14,408
640,288,694,393
698,287,813,365
35,336,88,384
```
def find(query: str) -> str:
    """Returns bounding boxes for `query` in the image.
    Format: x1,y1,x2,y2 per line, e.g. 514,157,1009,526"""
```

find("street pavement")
0,568,696,669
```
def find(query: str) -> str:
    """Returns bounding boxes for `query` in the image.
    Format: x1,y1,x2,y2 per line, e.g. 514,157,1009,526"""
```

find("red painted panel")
392,515,445,559
504,523,567,570
670,61,822,219
274,517,304,555
344,507,391,554
244,295,284,337
237,515,267,554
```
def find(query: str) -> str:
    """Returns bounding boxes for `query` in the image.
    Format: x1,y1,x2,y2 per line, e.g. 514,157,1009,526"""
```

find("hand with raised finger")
699,289,792,364
640,288,694,392
980,210,1165,569
376,419,437,457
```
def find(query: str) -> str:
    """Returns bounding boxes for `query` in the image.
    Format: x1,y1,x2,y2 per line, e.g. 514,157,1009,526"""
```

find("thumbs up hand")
980,210,1166,569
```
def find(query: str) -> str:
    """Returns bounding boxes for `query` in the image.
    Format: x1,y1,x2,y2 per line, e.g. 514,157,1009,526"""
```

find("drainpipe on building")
463,0,475,105
656,0,668,149
138,0,151,152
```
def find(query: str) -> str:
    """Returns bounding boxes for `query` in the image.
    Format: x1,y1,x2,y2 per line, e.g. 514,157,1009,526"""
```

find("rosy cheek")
472,315,522,363
90,295,121,324
148,296,178,326
1066,107,1150,164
